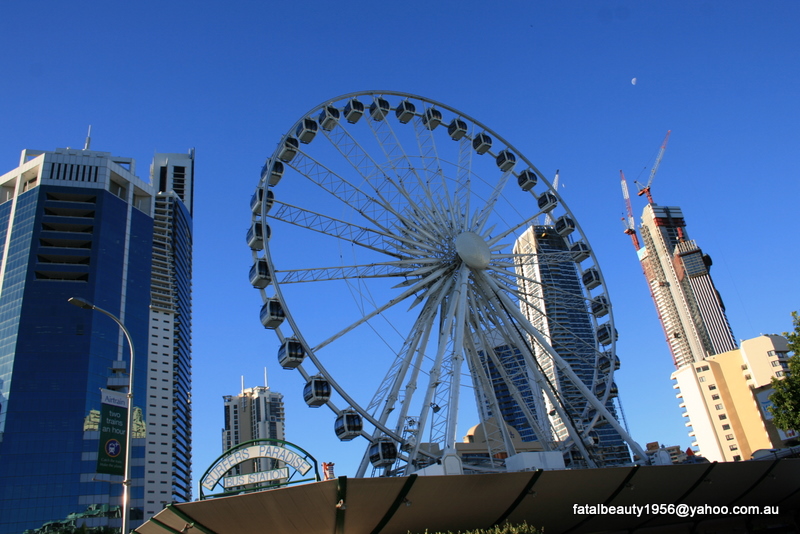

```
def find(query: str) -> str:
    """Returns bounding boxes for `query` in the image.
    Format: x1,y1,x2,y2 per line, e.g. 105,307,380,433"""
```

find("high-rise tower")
144,151,194,515
221,385,285,476
0,146,193,534
504,225,629,466
638,204,737,368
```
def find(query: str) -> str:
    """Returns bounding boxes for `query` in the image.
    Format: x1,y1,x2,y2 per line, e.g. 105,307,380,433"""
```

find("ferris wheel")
248,91,645,477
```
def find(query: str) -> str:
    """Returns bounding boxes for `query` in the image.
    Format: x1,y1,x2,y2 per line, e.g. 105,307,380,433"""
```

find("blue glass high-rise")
0,147,193,534
495,225,629,467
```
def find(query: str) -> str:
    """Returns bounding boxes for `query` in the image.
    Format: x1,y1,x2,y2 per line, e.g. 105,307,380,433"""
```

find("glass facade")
0,153,154,534
511,225,629,466
479,342,542,443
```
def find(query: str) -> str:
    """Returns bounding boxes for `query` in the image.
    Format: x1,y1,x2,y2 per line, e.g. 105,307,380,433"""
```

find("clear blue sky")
2,1,798,487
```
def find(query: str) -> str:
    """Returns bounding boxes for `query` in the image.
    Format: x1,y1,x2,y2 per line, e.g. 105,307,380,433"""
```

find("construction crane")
619,170,640,250
635,130,671,204
619,166,677,366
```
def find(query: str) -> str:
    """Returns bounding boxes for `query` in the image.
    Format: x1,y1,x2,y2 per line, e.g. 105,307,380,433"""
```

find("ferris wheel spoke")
486,212,553,248
361,277,455,476
310,264,453,353
409,112,465,232
501,253,606,367
498,276,609,429
411,113,445,188
469,271,597,464
365,107,429,200
314,120,457,260
417,265,471,453
390,210,454,256
287,148,401,234
477,269,646,462
364,107,471,243
453,134,474,232
364,300,438,419
269,201,404,258
467,293,555,449
470,169,515,234
495,261,606,385
320,119,399,201
275,263,407,284
320,119,429,227
443,267,471,448
506,250,577,265
492,252,590,304
392,312,437,458
463,329,518,465
323,119,402,218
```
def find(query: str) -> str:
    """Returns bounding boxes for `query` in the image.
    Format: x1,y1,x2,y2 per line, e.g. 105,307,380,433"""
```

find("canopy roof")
137,459,800,534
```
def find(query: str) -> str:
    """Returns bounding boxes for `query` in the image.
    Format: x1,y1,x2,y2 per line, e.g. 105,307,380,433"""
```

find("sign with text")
222,467,290,488
199,439,319,498
202,443,312,491
97,389,127,476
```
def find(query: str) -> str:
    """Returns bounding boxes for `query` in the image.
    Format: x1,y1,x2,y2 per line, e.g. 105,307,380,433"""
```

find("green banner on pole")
97,389,127,476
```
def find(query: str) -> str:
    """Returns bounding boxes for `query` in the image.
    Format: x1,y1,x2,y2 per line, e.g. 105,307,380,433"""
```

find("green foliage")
768,311,800,431
785,311,800,354
413,521,542,534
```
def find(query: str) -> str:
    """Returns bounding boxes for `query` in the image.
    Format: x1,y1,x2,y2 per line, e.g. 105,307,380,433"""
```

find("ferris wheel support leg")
471,273,592,463
484,275,648,464
444,266,471,450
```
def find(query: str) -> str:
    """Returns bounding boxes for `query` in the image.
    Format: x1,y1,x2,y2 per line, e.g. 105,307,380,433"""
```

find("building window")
722,424,731,430
733,455,741,461
715,404,724,410
729,444,738,451
699,376,706,383
711,394,720,400
719,414,727,420
776,371,785,377
772,360,782,367
708,384,717,391
726,434,734,440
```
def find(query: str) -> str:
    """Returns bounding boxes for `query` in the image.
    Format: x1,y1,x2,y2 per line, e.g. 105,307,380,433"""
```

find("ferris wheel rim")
250,91,632,474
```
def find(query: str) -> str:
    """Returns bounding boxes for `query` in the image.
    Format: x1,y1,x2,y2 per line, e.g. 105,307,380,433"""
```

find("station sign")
199,439,319,499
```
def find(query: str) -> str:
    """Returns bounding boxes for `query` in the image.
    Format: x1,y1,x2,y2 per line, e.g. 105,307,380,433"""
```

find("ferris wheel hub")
455,232,490,270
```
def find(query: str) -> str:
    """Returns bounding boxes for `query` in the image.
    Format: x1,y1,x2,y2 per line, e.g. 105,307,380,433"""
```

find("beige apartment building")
672,335,791,462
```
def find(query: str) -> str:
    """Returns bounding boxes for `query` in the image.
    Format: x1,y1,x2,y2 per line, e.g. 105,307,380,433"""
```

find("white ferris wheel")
248,91,645,477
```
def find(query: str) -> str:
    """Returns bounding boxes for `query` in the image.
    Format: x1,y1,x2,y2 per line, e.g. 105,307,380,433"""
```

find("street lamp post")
69,297,136,534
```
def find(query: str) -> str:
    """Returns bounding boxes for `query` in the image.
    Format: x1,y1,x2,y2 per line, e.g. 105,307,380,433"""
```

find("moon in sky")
631,77,637,85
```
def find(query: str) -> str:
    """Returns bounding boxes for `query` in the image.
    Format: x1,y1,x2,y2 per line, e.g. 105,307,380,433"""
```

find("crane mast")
619,170,640,250
635,130,671,204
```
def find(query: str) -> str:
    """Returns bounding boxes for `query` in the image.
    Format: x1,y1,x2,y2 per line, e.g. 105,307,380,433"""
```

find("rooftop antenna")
264,367,269,388
83,125,92,151
241,375,244,395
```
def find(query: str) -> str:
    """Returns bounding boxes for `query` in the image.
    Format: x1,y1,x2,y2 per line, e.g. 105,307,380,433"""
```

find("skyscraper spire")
83,125,92,150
